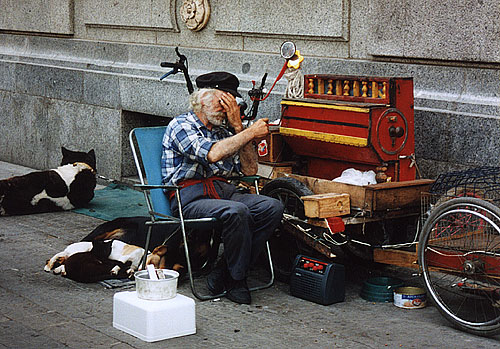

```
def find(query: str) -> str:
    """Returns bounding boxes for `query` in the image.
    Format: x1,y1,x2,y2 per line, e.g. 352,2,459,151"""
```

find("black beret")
195,71,242,98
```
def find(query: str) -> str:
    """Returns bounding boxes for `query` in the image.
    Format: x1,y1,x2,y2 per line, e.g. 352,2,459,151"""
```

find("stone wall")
0,0,498,180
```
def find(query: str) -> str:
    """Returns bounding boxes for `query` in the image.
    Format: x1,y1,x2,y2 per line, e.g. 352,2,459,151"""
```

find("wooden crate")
276,173,434,216
301,193,350,218
373,249,418,269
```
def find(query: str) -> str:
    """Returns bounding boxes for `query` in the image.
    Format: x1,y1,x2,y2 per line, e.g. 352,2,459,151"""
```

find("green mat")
73,183,149,221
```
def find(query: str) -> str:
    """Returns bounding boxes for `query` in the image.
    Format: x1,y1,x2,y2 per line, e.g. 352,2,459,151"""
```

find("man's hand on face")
219,92,269,139
219,92,243,132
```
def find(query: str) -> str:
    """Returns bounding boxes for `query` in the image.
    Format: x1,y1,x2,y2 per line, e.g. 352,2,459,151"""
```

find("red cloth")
326,217,345,233
168,176,228,200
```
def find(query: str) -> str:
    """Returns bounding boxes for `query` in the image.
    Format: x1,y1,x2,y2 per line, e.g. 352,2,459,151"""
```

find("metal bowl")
134,269,179,301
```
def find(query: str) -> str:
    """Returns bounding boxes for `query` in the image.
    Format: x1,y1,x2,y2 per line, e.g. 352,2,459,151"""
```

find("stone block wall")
0,0,498,180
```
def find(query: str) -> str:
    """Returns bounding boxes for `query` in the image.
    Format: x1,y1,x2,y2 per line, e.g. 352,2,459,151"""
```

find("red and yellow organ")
279,75,416,182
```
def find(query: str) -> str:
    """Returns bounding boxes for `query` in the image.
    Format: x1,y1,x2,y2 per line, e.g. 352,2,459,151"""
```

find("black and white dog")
0,147,96,215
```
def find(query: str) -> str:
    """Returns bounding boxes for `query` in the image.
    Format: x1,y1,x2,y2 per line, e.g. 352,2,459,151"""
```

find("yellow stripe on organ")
279,127,368,147
281,100,370,113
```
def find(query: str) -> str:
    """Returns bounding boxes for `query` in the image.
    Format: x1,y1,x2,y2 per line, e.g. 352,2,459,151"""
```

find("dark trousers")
171,181,284,280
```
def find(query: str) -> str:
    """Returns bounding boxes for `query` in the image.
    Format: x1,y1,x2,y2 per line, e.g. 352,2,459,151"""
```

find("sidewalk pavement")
0,161,498,348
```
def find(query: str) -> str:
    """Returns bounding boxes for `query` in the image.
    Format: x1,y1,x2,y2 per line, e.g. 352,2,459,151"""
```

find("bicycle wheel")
418,197,500,336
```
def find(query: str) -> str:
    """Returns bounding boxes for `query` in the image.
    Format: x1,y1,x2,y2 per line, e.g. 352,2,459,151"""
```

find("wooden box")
278,173,434,217
257,126,284,163
301,193,350,218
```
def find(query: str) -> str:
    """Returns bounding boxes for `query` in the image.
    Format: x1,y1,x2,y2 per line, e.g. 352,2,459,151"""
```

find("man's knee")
260,196,285,220
220,201,251,224
271,197,285,215
220,202,252,244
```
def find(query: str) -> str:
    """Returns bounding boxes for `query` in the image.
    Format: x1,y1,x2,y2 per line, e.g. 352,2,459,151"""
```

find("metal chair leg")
140,224,153,270
177,191,225,300
248,177,275,291
249,241,275,292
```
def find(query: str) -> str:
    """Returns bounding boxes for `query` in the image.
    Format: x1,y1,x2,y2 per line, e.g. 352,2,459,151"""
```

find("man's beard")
206,110,226,126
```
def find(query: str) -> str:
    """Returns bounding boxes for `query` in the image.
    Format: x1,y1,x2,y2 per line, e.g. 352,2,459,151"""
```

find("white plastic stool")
113,291,196,342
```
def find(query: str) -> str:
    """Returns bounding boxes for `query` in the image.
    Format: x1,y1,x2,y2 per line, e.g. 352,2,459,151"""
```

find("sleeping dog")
45,217,214,283
0,147,96,215
45,240,144,276
45,240,168,283
82,216,214,276
50,243,133,283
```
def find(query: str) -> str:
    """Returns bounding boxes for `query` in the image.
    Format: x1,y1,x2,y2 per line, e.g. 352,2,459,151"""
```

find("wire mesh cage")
421,166,500,227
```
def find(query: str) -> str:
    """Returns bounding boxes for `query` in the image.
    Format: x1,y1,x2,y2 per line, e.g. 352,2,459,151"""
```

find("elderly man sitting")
161,71,284,304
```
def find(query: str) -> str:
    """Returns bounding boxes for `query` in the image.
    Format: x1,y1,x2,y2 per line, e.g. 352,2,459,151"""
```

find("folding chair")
129,126,274,300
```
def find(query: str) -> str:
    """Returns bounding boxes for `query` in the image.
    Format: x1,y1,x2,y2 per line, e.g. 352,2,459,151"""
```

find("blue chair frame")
129,126,274,300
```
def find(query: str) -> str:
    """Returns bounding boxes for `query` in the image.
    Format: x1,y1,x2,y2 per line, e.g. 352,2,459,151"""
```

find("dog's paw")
53,265,65,275
126,268,135,278
110,265,121,275
44,264,52,272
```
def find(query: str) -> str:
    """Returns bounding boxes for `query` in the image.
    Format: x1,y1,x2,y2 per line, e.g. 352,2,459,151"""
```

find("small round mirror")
280,41,296,60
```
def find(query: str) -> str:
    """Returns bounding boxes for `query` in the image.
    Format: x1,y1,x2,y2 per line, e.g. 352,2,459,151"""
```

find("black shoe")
206,259,226,295
225,277,251,305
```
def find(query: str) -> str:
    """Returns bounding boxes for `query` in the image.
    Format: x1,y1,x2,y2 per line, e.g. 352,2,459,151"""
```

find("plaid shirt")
161,111,242,186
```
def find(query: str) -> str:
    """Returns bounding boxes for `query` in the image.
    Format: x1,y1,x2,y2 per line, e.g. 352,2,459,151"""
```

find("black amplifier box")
290,255,345,305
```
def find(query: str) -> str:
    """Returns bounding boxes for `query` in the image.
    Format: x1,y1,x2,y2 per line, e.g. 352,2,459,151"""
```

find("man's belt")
168,176,229,200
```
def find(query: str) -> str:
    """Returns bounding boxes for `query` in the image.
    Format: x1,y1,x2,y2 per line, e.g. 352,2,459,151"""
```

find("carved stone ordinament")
180,0,211,31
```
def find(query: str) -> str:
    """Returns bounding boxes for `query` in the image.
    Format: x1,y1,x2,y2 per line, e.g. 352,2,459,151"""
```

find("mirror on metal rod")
242,42,298,121
280,41,297,60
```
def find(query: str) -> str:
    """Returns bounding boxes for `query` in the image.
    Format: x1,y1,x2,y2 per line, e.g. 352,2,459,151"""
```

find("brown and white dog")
45,240,145,277
45,216,214,283
58,251,132,283
45,241,94,272
81,216,213,275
